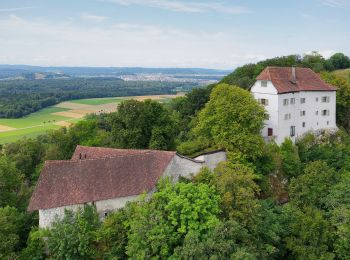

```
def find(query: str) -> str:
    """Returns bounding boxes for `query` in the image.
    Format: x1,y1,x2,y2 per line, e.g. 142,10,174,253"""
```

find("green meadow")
0,94,181,144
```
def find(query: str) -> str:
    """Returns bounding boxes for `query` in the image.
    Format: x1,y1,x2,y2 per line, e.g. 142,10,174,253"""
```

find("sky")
0,0,349,69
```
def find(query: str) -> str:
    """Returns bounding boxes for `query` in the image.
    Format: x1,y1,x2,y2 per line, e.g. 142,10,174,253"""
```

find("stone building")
28,145,226,228
251,66,337,144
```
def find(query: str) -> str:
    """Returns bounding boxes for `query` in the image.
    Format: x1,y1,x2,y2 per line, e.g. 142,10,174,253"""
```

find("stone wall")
194,151,227,170
39,195,139,228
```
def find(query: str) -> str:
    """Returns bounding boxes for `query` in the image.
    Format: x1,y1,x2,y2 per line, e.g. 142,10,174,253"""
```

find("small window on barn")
261,81,268,87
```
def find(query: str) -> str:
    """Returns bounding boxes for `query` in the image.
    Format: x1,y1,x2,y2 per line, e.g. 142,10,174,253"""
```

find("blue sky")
0,0,349,69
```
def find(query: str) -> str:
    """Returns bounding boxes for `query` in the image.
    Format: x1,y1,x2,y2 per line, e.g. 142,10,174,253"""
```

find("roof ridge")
45,151,176,165
75,145,175,153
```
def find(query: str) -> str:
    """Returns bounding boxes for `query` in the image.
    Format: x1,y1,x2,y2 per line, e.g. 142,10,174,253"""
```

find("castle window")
290,126,296,137
284,113,291,120
327,121,329,125
302,122,306,128
261,81,268,87
316,111,319,115
290,98,295,104
283,99,289,106
316,97,319,102
300,111,306,117
322,110,330,116
258,98,269,106
322,96,330,103
300,98,306,104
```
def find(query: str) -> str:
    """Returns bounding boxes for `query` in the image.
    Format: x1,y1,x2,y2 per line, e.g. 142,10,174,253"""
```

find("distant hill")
0,65,230,80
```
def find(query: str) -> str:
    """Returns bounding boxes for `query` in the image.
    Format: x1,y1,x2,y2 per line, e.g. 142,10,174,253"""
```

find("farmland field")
0,93,183,144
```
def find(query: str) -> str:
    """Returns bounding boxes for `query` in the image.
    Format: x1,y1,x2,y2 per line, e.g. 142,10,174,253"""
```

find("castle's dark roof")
256,67,336,94
28,146,176,211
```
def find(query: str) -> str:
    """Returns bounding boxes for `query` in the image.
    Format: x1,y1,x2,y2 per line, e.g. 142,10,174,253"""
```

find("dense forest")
0,78,198,118
1,52,350,259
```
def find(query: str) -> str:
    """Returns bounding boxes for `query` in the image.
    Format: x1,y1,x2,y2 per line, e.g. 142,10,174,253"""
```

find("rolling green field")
0,107,70,128
69,97,125,105
0,94,182,144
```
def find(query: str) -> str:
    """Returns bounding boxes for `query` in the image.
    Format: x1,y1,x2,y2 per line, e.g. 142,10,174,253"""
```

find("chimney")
291,66,297,84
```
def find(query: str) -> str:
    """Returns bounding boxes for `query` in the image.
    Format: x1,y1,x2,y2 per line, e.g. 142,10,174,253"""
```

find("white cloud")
103,0,250,14
0,15,347,69
0,14,260,69
319,49,337,58
81,13,108,22
320,0,350,7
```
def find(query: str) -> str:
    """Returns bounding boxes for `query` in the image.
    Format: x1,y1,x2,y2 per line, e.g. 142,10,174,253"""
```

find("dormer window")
261,81,268,87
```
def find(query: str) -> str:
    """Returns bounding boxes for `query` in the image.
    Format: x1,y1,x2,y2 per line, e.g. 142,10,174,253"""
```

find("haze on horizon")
0,0,349,70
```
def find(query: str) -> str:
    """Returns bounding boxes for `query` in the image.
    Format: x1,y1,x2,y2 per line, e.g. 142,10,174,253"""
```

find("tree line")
0,78,198,118
221,52,350,89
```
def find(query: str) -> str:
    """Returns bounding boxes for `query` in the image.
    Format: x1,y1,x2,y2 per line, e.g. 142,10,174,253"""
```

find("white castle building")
251,66,337,144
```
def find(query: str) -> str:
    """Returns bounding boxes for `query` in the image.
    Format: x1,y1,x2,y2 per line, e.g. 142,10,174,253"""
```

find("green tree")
0,206,23,259
289,161,337,208
322,72,350,131
48,205,100,260
20,228,48,260
95,209,128,259
173,220,257,259
280,138,301,178
325,53,350,71
0,156,26,209
282,204,335,260
192,84,265,159
213,162,260,226
126,180,220,258
110,99,176,150
4,139,45,184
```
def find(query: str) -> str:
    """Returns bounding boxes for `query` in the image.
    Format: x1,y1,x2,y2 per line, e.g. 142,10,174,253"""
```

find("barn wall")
39,194,139,228
194,151,227,170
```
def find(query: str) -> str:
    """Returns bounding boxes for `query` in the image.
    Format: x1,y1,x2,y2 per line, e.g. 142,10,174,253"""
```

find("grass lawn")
0,93,181,144
69,97,125,105
0,107,71,128
0,124,61,144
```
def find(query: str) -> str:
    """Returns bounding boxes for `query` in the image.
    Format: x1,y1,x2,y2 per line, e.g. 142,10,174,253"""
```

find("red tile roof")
256,67,336,94
28,147,176,211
